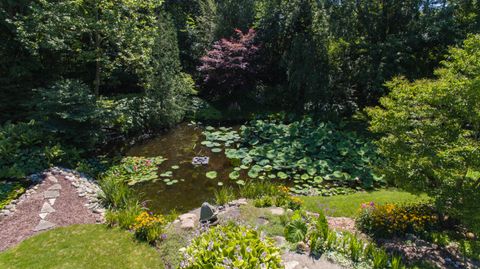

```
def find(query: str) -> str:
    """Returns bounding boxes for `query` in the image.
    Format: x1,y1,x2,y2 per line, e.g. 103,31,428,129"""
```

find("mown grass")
0,224,164,269
300,189,430,218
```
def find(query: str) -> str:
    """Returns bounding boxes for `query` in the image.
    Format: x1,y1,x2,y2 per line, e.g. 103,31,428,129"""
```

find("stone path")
0,168,105,252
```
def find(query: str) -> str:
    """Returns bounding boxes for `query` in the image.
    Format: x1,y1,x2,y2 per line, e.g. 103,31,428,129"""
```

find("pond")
126,123,240,214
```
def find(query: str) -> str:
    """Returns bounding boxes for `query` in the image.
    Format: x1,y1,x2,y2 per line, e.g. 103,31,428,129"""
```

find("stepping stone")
48,184,62,191
39,213,48,219
44,190,60,199
270,207,285,216
40,202,55,213
47,176,58,183
49,198,56,206
34,220,56,231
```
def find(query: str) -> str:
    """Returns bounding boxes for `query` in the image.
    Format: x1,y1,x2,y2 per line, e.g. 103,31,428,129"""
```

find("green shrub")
99,177,138,210
0,183,25,209
356,202,440,238
0,121,61,179
33,79,103,149
180,223,282,268
105,201,142,230
366,35,480,233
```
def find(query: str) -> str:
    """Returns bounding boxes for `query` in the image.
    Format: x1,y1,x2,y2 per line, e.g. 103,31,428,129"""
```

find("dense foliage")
283,210,406,268
203,117,383,194
180,223,282,268
367,34,480,232
357,202,439,238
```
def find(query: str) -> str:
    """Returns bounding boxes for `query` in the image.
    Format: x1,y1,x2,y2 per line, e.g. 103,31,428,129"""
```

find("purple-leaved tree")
198,29,259,100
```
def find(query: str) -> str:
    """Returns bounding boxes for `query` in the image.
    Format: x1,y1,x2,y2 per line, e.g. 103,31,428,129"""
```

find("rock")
49,198,56,206
34,220,56,231
273,236,287,247
93,208,105,214
1,209,11,217
48,184,62,191
44,190,60,199
230,198,248,206
257,217,270,225
270,207,285,216
466,232,476,240
284,261,300,269
39,213,48,219
296,242,309,253
179,213,196,221
5,204,15,210
47,176,58,183
41,202,56,213
180,218,195,229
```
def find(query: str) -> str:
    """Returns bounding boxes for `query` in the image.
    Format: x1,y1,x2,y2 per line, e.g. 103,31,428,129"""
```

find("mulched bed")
0,175,98,252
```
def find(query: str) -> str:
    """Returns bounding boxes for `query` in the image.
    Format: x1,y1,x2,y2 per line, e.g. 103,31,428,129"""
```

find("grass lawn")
0,224,164,269
300,189,430,218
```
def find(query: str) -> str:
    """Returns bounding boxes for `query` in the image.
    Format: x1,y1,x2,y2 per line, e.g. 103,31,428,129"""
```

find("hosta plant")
180,223,282,268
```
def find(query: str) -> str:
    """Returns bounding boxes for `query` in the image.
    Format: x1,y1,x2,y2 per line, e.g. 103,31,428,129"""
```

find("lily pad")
229,171,240,180
171,165,180,170
211,148,222,153
235,180,246,185
206,171,218,179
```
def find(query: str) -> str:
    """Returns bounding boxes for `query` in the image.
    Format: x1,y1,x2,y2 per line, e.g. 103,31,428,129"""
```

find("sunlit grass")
300,189,430,218
0,224,164,269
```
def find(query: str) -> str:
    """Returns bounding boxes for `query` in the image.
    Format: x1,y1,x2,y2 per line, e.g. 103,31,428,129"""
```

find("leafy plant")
98,176,138,210
0,121,62,179
0,183,25,210
131,212,166,244
105,201,142,230
180,223,282,268
214,186,236,205
372,248,389,269
285,212,308,243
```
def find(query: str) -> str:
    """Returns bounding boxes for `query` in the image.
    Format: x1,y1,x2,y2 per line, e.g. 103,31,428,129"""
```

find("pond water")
126,123,240,214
